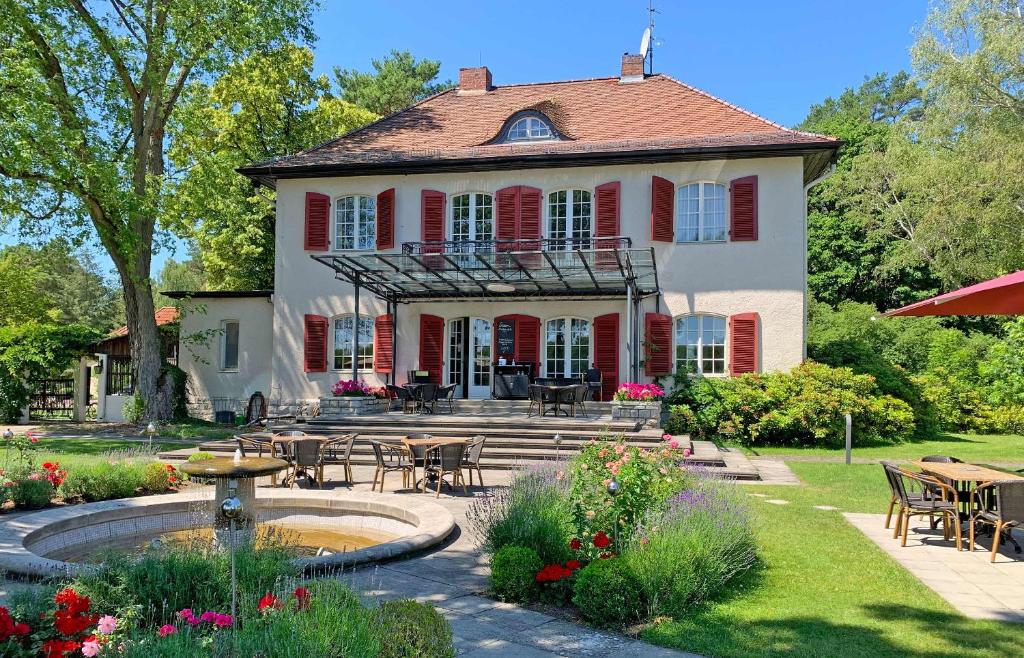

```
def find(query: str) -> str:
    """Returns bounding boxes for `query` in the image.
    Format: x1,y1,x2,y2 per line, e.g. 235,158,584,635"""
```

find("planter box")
611,400,663,422
318,396,388,419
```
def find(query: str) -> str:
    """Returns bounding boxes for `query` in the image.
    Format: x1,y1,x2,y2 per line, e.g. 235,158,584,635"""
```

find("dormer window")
492,111,561,144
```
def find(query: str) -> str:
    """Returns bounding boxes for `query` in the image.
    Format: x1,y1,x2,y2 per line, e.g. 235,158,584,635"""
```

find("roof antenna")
641,0,659,75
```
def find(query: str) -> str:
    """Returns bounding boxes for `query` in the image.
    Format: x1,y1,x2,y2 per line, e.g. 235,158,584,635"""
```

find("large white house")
170,55,839,418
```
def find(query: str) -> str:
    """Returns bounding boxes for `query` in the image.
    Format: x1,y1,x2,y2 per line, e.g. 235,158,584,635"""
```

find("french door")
447,317,492,398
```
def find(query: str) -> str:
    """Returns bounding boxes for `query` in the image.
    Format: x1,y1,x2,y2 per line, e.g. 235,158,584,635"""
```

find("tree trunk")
121,267,170,420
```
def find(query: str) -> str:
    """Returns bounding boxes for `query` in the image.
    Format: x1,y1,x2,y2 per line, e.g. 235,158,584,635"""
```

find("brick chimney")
459,66,492,93
619,53,645,83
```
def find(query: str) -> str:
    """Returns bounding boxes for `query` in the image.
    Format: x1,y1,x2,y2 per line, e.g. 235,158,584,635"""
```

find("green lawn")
738,433,1024,464
642,461,1022,658
27,437,191,456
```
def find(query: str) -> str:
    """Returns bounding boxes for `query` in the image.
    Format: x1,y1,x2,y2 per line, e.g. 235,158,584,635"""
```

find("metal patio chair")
969,480,1024,562
425,442,469,498
387,384,416,413
369,440,413,493
438,384,457,414
288,438,326,489
462,435,486,487
889,464,962,550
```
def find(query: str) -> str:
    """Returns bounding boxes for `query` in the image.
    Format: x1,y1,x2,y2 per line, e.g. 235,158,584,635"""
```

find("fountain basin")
0,489,456,577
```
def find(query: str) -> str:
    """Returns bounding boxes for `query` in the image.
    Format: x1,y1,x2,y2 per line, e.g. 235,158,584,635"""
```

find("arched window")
451,193,494,244
545,317,591,379
334,195,376,251
506,115,553,141
333,315,374,371
546,189,592,250
675,314,726,375
676,182,726,243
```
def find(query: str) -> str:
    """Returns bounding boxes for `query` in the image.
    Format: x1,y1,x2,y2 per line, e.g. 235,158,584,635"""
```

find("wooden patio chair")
890,466,962,550
425,442,468,498
462,435,486,487
369,440,413,493
969,480,1024,562
288,438,325,489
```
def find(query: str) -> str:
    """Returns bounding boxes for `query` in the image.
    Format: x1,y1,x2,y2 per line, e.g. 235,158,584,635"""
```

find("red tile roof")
108,306,179,338
241,74,838,176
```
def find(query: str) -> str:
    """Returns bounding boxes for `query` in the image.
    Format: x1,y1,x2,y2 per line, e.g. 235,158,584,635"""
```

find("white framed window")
675,314,726,375
332,315,374,371
545,317,591,379
506,116,552,141
676,182,727,243
546,189,592,250
451,193,494,246
334,195,376,251
220,320,239,371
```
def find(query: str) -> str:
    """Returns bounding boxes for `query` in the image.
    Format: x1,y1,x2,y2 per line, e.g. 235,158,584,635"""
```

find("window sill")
673,240,728,245
219,369,239,374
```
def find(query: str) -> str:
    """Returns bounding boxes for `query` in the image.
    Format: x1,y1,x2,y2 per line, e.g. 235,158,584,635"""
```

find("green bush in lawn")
142,460,175,491
11,476,54,509
373,599,455,658
57,461,146,501
466,463,574,564
665,361,915,447
187,451,216,461
626,477,756,619
571,558,644,628
490,545,542,603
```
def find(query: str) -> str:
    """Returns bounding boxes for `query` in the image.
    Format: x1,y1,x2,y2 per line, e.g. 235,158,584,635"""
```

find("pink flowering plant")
612,383,665,402
568,436,691,553
331,379,372,397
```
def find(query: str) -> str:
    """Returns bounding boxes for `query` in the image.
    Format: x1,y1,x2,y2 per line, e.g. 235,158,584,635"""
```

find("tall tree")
798,72,937,309
153,254,206,308
335,49,453,116
0,0,314,418
166,44,376,289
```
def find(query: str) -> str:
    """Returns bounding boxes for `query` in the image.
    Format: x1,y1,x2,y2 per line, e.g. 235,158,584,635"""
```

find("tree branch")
68,0,139,99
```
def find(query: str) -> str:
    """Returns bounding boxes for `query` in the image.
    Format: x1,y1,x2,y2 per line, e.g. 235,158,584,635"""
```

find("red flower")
592,531,611,549
41,639,81,658
13,622,29,635
535,564,574,583
0,606,26,642
293,586,311,610
569,538,582,551
165,464,176,472
566,560,581,570
257,593,279,612
42,462,55,470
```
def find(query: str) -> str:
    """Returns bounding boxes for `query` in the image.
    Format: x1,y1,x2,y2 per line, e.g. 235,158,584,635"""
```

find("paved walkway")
846,512,1024,623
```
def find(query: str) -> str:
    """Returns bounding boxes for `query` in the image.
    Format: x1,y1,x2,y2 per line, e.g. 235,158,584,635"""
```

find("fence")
29,378,75,420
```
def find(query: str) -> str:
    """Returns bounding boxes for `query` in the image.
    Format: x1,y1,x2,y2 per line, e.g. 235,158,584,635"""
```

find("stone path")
845,512,1024,623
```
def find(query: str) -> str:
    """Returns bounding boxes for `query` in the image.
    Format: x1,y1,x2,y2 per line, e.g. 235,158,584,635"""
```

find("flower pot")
318,396,387,419
611,400,663,423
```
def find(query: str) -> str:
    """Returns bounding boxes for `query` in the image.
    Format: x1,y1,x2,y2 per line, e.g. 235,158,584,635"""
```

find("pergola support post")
352,274,360,381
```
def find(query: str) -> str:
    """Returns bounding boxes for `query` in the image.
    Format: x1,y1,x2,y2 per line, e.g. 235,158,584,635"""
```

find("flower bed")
1,543,455,657
468,435,756,629
0,435,183,512
611,383,664,421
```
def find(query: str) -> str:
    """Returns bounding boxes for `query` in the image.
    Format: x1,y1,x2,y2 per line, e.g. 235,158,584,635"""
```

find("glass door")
469,318,492,398
447,318,465,398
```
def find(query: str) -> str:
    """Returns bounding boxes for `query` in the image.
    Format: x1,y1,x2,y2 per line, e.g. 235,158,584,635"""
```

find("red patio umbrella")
885,270,1024,317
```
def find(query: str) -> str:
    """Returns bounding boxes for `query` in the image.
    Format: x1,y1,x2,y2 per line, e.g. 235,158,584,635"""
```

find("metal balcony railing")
401,236,632,255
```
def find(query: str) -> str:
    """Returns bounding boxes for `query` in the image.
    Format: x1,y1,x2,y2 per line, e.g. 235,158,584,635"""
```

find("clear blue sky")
3,0,930,279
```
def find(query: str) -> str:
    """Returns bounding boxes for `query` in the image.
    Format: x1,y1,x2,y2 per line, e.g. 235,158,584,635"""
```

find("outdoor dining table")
402,436,467,492
534,384,576,417
913,461,1024,516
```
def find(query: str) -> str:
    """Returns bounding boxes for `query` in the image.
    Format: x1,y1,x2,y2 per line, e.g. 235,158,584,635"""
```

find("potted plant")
320,379,386,417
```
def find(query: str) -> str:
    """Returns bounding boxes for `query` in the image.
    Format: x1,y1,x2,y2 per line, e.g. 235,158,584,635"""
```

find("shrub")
57,461,146,502
373,599,455,658
11,476,54,509
490,545,542,603
665,361,915,447
123,394,147,424
626,475,756,618
569,438,690,549
187,451,216,462
572,558,644,628
142,461,178,491
466,463,575,564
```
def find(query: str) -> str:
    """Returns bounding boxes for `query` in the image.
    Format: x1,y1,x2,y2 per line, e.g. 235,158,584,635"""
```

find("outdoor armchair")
387,384,416,413
969,480,1024,562
527,384,548,417
890,465,962,550
462,435,486,487
425,442,468,498
324,434,356,484
288,438,326,489
438,384,457,414
369,440,413,493
416,383,440,414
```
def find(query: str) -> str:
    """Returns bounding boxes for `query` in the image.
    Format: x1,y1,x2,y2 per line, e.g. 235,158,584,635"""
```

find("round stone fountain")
179,455,288,547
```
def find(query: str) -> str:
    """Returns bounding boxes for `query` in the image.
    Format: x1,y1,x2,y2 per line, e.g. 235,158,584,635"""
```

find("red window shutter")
593,313,620,401
644,313,673,376
729,312,760,375
515,314,541,376
594,181,621,241
374,314,394,374
421,190,446,253
518,186,542,249
304,192,330,251
729,176,758,241
303,314,328,373
418,313,445,384
376,188,395,250
496,186,519,249
651,176,674,242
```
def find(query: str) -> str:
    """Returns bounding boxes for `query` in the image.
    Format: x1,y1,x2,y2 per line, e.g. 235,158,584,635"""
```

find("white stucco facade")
258,155,807,402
